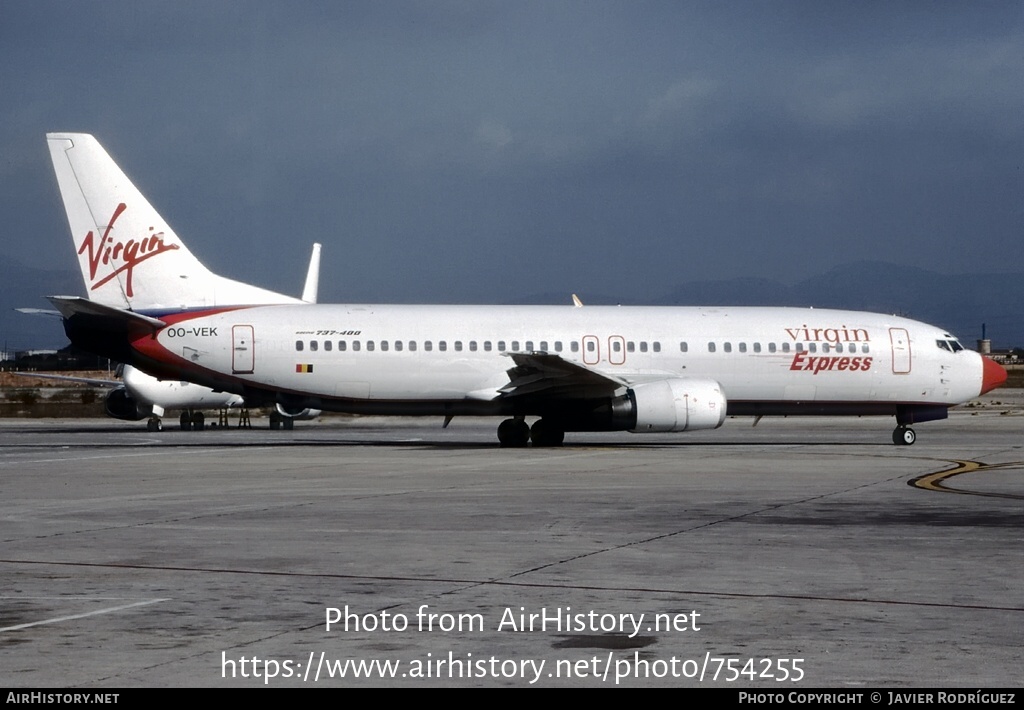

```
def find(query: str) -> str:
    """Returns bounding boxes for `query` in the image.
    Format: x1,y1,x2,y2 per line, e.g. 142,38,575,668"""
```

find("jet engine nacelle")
620,378,727,432
275,403,322,420
104,387,150,421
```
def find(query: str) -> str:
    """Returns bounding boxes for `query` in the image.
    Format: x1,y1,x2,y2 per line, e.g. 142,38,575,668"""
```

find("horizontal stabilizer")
14,308,63,318
47,296,167,330
47,296,167,363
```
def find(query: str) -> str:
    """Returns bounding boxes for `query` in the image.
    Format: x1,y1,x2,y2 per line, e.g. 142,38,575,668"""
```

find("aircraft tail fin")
301,243,321,303
46,133,300,311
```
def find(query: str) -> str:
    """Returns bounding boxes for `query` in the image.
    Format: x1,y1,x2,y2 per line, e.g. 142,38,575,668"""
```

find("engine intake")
104,388,149,421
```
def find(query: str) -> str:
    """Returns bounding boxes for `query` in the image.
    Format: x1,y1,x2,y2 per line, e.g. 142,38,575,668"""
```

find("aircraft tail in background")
302,243,321,304
46,133,301,311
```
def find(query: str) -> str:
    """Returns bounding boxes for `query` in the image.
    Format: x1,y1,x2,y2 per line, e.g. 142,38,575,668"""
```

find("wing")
499,352,627,399
9,371,121,388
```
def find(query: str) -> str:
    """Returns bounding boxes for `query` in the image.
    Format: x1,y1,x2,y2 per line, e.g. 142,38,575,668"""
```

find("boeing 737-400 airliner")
43,133,1006,446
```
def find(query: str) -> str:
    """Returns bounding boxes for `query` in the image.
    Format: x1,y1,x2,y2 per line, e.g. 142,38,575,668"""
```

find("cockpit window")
936,339,952,352
936,339,965,353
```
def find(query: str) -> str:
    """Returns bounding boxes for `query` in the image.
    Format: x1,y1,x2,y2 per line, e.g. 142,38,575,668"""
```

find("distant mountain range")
2,257,1021,353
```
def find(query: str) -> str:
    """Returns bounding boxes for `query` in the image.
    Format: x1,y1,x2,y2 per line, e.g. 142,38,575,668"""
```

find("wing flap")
499,352,626,399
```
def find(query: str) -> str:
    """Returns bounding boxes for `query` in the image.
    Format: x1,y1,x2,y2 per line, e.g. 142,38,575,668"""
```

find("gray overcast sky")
2,1,1022,304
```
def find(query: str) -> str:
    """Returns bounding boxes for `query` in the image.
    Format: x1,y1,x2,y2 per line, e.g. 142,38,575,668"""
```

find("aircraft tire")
283,418,294,430
497,418,530,448
530,419,564,447
893,426,916,446
147,417,162,432
179,412,192,431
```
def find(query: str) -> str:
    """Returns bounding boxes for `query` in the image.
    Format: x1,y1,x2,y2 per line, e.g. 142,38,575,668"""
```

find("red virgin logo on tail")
78,203,179,298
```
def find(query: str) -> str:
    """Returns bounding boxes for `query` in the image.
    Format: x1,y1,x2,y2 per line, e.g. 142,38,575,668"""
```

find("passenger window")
753,343,761,353
821,343,830,353
339,341,347,351
808,343,817,353
353,341,361,351
612,341,621,352
526,341,534,351
586,341,595,352
381,341,389,351
483,341,491,351
439,341,447,352
795,343,803,352
723,342,732,353
367,341,375,351
455,341,463,352
310,341,318,352
680,342,688,353
640,342,648,353
555,342,563,352
324,341,332,352
627,342,635,353
425,341,432,351
739,343,747,353
296,340,304,352
409,341,417,351
512,341,520,351
469,341,477,352
395,341,403,351
653,342,661,353
497,340,506,351
768,343,776,353
708,342,717,353
540,341,548,351
571,342,579,353
782,343,790,353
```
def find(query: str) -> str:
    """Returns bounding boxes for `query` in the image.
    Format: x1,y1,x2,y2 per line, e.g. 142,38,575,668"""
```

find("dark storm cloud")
2,1,1021,309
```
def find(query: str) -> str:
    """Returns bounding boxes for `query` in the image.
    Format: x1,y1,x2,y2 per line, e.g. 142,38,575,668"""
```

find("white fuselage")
129,303,986,422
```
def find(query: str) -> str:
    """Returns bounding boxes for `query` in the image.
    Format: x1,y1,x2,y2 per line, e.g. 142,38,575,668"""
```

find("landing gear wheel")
179,412,192,431
497,418,530,448
146,417,163,432
191,411,205,431
892,426,916,446
269,412,281,430
530,419,565,447
283,417,294,430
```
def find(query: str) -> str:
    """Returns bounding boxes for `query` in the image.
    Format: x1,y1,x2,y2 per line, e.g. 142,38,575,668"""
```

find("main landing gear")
268,411,295,430
892,425,916,446
497,418,565,448
179,410,206,431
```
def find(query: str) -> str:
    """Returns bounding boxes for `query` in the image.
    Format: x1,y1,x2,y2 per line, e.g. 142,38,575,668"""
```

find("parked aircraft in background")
17,364,245,431
45,133,1006,446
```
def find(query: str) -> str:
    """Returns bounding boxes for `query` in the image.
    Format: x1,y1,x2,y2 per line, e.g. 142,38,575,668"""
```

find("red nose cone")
980,356,1007,395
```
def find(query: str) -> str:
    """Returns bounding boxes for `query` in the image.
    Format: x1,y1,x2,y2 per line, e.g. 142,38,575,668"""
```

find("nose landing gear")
892,425,916,446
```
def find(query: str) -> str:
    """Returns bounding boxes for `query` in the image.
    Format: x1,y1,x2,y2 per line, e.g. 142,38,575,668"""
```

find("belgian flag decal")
296,364,314,373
